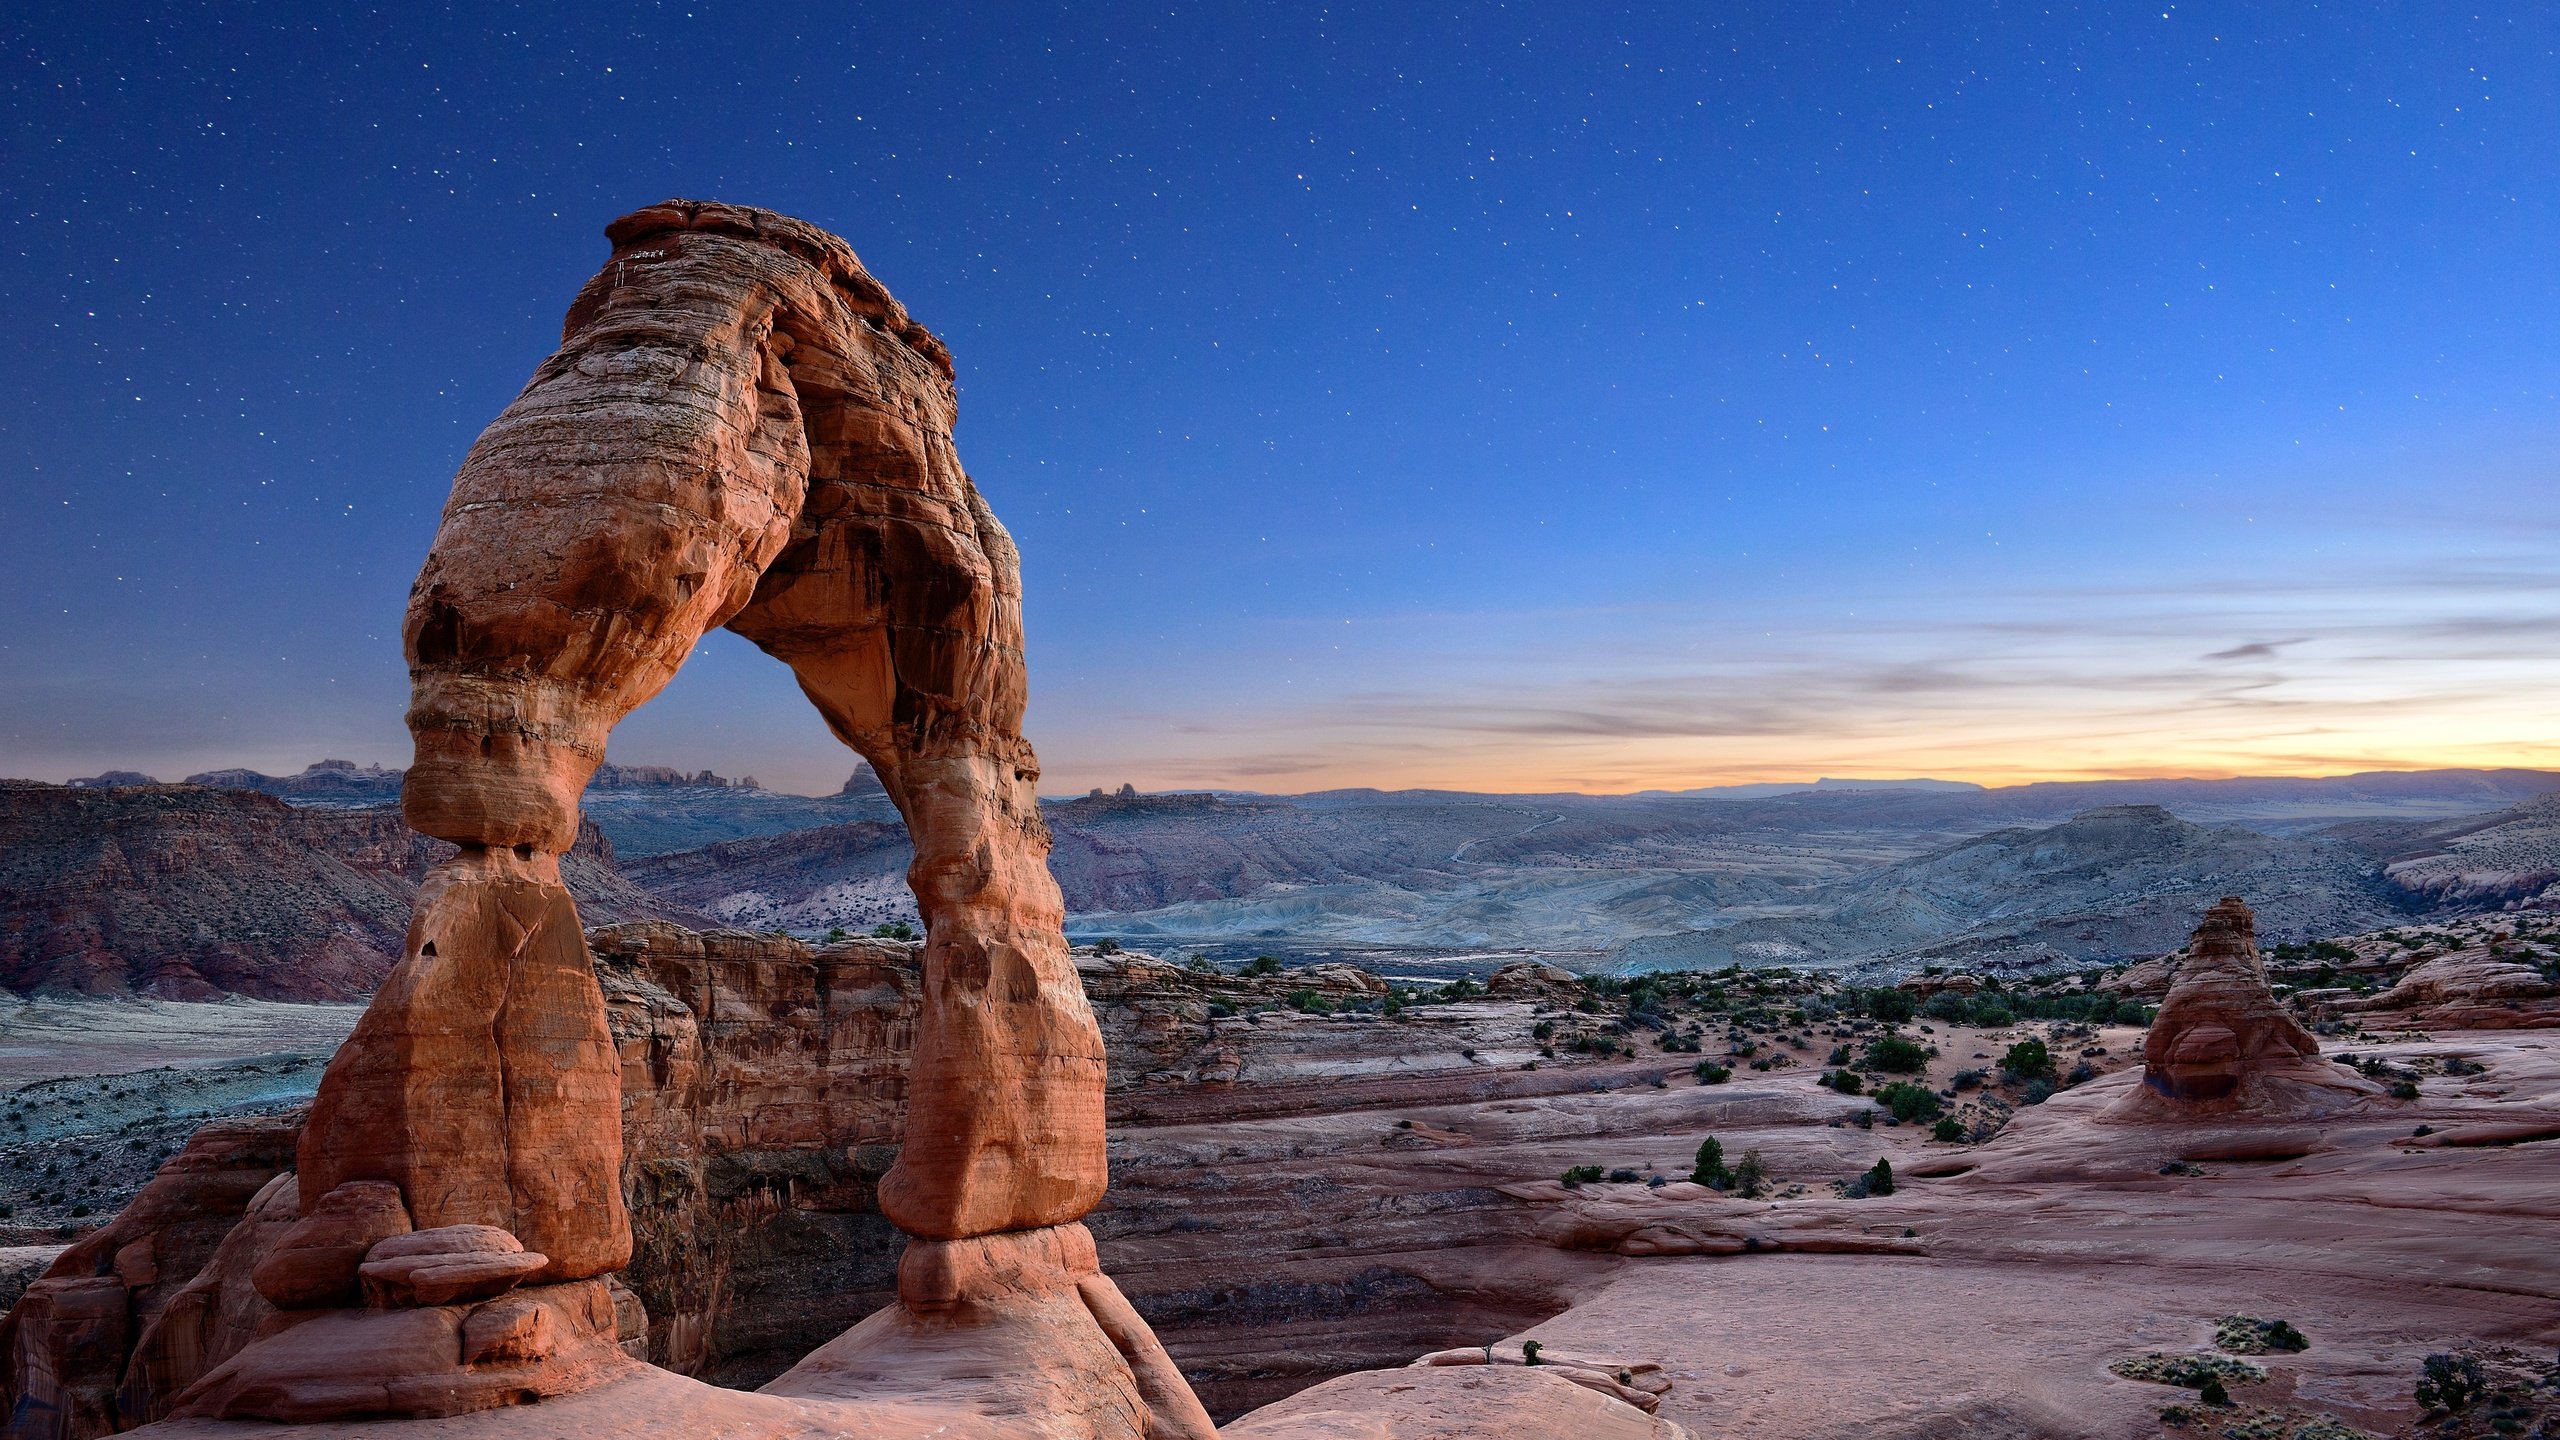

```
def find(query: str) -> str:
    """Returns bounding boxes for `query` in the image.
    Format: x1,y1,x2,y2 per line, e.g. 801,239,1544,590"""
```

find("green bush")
1863,1158,1894,1196
1874,1081,1942,1123
1817,1069,1864,1095
1286,988,1336,1015
871,921,917,940
2001,1038,2056,1082
1865,988,1919,1023
1243,955,1284,977
1560,1164,1606,1189
1931,1117,1965,1142
1690,1137,1732,1189
1693,1061,1732,1085
1866,1035,1928,1073
2416,1353,2484,1413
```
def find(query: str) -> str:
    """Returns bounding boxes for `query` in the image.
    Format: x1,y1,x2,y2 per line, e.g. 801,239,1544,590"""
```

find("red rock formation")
2112,896,2378,1120
2340,942,2560,1030
0,1115,297,1440
155,200,1196,1436
0,780,694,1002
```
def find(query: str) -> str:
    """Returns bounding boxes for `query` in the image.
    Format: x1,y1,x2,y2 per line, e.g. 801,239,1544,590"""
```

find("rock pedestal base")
168,1280,636,1424
760,1223,1215,1440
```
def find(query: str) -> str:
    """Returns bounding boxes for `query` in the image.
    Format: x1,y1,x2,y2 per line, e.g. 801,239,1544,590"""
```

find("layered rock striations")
2111,896,2378,1120
74,200,1212,1439
0,781,691,1001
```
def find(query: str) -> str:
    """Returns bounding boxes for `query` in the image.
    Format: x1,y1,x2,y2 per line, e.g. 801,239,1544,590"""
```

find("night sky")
5,3,2557,795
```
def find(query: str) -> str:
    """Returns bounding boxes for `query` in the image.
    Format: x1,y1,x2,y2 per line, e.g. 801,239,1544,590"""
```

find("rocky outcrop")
0,782,694,1000
0,1115,299,1440
180,761,406,807
2338,938,2560,1029
122,199,1208,1437
2111,897,2378,1120
593,922,918,1382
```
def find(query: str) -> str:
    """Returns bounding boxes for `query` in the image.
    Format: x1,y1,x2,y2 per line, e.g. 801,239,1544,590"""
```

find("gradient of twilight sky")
4,3,2557,796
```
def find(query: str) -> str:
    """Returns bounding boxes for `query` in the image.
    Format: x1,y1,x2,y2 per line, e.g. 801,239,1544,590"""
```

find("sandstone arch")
171,202,1207,1437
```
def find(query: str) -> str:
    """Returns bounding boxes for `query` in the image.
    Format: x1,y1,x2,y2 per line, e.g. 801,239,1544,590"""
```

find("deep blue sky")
6,2,2557,794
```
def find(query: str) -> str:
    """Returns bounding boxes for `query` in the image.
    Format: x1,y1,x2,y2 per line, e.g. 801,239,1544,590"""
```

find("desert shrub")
2110,1353,2266,1391
1691,1137,1732,1189
1866,1035,1928,1073
1286,988,1335,1015
1818,1069,1864,1095
1731,1149,1769,1198
1521,1339,1543,1366
1931,1117,1965,1142
2415,1353,2485,1413
2195,1376,2230,1408
2064,1060,2099,1088
1969,1001,2015,1027
1532,1020,1556,1040
1864,988,1920,1023
2390,1079,2421,1100
1950,1067,1986,1091
872,921,917,940
1243,955,1283,977
2001,1038,2056,1082
1186,954,1218,973
2213,1316,2308,1355
1693,1061,1732,1084
1560,1164,1606,1189
1093,937,1122,956
1205,1001,1235,1019
1863,1158,1894,1195
1921,991,1971,1022
1874,1081,1942,1124
2021,1080,2056,1105
1606,1167,1642,1184
1826,1044,1853,1065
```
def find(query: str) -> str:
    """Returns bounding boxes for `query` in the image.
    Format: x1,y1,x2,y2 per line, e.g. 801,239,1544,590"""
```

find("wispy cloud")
1036,552,2560,793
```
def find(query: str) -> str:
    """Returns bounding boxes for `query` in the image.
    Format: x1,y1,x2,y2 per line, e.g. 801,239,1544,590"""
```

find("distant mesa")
182,760,406,805
837,762,887,798
65,770,161,788
590,763,760,791
1088,782,1143,800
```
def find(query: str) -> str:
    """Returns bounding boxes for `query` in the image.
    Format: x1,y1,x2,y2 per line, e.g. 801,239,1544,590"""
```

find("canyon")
3,199,2556,1439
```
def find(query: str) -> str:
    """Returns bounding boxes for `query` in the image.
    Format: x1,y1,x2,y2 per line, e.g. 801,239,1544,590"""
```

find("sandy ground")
0,999,354,1241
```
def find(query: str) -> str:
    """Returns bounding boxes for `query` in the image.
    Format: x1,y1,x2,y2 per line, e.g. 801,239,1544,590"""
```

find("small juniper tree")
1691,1137,1732,1189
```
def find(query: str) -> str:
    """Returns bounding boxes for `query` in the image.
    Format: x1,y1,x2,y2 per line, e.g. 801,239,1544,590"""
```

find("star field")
4,3,2557,792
